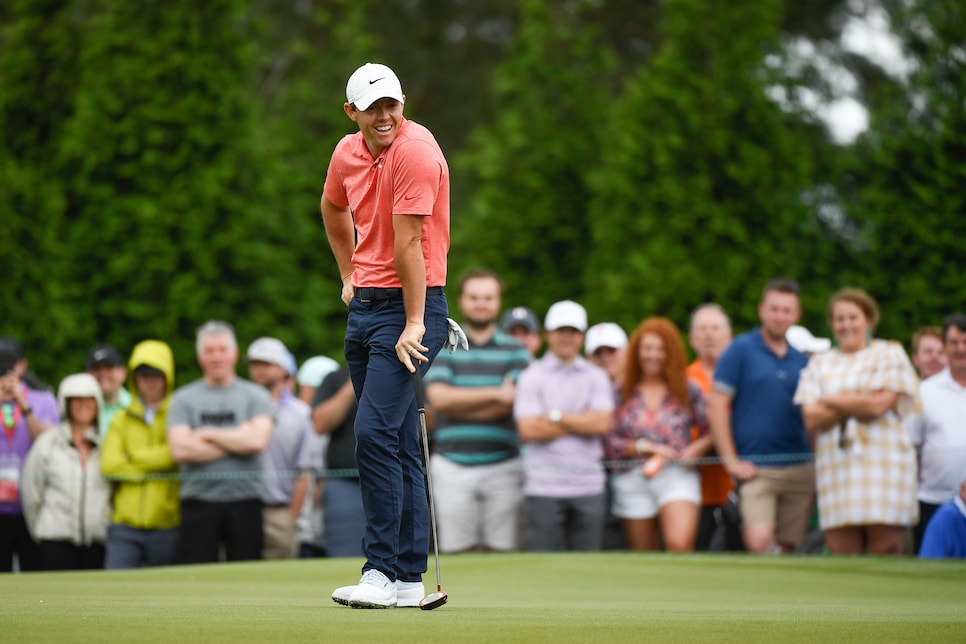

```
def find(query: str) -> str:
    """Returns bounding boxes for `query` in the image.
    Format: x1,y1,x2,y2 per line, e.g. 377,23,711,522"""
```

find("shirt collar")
542,351,589,372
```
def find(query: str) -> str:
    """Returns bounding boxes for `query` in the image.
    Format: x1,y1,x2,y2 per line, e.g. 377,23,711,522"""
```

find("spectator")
500,306,543,357
296,355,340,406
908,314,966,552
584,322,629,551
585,323,628,385
21,373,110,570
606,317,711,552
795,288,920,555
247,337,319,560
919,472,966,559
911,326,946,380
312,365,365,558
321,62,451,609
424,269,531,553
685,303,741,552
100,340,180,568
0,337,59,572
166,321,274,564
514,300,614,551
86,344,132,435
293,356,339,559
708,278,814,554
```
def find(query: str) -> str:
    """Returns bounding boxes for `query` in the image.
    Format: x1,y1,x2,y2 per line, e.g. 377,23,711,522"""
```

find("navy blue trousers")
345,291,447,582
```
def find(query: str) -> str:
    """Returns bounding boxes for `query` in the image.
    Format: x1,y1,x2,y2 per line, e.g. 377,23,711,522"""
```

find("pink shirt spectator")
514,353,614,497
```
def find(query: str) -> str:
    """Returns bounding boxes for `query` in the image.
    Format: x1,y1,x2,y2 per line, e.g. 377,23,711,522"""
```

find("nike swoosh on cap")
369,77,385,85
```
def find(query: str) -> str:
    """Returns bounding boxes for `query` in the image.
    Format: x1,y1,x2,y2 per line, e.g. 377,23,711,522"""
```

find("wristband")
635,438,649,455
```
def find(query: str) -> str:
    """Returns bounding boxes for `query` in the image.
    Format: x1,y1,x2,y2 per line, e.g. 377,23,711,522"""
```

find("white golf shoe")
332,575,424,608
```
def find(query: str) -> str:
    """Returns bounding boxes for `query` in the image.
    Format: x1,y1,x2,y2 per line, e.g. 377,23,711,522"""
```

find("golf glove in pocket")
445,318,469,353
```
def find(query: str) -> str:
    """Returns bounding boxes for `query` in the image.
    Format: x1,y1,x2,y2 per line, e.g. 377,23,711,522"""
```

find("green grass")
1,553,964,642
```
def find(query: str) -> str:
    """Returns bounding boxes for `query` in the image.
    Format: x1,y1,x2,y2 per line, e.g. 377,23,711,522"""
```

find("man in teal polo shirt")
425,269,531,553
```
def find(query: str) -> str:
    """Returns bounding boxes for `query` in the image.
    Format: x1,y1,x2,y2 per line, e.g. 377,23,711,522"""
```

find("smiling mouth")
375,125,392,133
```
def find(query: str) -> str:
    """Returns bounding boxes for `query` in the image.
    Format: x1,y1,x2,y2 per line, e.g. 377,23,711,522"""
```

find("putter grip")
413,371,426,411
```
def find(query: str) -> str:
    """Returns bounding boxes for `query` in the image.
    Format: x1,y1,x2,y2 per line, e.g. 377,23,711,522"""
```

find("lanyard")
2,385,28,441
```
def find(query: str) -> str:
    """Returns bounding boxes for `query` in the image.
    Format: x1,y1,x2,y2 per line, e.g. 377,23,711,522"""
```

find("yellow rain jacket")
100,340,180,529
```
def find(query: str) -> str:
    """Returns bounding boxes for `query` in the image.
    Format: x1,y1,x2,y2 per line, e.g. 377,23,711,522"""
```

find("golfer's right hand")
341,276,354,306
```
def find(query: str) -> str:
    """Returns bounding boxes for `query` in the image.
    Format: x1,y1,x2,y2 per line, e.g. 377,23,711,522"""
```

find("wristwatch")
548,409,563,424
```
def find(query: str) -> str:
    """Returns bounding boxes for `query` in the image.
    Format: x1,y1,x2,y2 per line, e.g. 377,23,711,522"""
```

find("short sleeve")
870,341,921,417
712,340,743,396
793,355,826,406
513,366,543,419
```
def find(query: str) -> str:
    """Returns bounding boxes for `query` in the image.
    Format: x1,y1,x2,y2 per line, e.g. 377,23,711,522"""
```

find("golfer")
321,62,450,609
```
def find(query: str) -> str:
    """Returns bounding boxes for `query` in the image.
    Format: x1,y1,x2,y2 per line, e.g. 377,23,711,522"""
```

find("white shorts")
611,463,701,520
430,454,524,552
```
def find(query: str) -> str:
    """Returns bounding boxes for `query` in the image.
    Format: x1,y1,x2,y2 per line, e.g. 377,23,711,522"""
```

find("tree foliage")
834,0,966,341
583,0,829,333
452,0,617,312
0,0,960,386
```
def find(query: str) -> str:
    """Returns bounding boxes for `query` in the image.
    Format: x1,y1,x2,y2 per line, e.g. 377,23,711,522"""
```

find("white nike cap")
346,63,404,111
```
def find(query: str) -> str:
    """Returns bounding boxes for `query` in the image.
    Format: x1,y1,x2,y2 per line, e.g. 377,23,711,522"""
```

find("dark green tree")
834,0,966,343
0,0,81,385
452,0,617,314
584,0,835,334
49,0,279,382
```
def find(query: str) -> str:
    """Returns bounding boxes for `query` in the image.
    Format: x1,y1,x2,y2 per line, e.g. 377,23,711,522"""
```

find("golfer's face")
348,97,405,157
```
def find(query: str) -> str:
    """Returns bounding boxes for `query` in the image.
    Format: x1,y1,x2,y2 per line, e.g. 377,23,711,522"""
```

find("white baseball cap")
585,323,628,355
786,325,831,354
246,337,290,368
297,355,340,387
346,63,404,111
544,300,588,332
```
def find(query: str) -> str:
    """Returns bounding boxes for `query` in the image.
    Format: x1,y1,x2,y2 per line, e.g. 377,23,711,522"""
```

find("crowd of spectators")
2,276,965,572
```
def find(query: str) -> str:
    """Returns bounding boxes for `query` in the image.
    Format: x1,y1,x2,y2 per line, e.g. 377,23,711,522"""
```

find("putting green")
1,553,963,642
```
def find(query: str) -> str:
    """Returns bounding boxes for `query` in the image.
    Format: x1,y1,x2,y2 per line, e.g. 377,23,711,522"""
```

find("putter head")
419,590,448,610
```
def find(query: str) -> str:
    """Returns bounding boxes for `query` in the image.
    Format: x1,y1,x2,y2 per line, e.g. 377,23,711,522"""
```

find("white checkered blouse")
794,339,921,530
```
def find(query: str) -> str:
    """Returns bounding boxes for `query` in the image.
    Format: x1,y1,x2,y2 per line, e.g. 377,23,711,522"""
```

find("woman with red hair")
606,317,711,551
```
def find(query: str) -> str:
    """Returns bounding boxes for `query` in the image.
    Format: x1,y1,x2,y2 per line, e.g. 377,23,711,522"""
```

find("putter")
413,370,448,610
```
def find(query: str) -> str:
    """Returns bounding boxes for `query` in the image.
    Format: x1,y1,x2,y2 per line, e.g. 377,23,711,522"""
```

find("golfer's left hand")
396,322,427,373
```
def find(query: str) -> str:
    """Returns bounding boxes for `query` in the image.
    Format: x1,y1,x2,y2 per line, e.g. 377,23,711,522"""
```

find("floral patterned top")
606,380,709,472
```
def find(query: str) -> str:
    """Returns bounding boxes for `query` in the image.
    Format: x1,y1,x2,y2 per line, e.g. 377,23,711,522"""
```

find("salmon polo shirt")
324,116,450,288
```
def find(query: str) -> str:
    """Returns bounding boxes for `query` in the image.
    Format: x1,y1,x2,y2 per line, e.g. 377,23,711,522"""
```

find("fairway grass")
1,553,964,642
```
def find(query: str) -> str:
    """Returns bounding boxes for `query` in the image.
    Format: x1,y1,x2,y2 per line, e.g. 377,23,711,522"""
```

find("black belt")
354,286,445,302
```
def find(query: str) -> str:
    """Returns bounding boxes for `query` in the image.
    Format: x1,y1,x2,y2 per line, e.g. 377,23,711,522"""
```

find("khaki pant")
262,506,297,560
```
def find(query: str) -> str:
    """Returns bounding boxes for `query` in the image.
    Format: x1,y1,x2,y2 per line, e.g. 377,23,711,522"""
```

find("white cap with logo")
544,300,588,333
346,63,404,111
585,322,628,355
246,337,290,368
